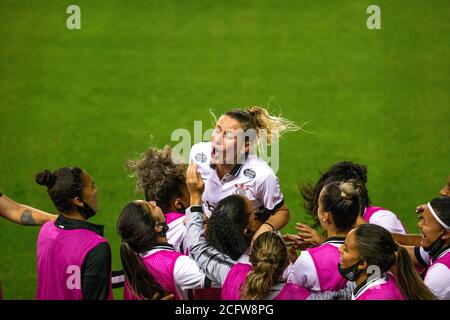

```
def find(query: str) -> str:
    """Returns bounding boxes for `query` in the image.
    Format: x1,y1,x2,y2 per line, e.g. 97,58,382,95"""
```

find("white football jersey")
189,142,284,219
424,248,450,300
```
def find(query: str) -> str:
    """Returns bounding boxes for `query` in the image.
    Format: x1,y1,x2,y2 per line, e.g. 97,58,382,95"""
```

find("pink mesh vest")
221,263,252,300
165,212,185,224
124,249,183,300
221,263,311,300
274,283,311,300
36,221,112,300
356,275,404,300
306,243,348,291
424,250,450,279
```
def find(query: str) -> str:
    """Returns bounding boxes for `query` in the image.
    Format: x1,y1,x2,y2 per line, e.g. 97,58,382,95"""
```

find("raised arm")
0,193,57,226
391,233,422,247
185,163,236,286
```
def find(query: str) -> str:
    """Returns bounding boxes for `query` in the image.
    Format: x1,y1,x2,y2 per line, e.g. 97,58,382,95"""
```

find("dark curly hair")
206,195,252,261
126,145,186,213
300,161,370,227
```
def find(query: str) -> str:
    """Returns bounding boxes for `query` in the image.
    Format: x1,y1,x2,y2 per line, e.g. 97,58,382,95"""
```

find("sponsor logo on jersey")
195,152,207,163
272,194,282,204
243,168,256,179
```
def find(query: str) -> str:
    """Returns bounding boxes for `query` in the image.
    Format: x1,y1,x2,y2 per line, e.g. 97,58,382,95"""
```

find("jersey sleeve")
414,246,431,268
173,255,207,290
185,205,235,286
424,263,450,300
369,210,406,234
257,172,284,212
285,251,320,292
81,242,112,300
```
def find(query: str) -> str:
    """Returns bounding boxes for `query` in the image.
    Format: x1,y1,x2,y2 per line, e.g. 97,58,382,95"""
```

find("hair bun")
339,179,361,200
35,170,57,188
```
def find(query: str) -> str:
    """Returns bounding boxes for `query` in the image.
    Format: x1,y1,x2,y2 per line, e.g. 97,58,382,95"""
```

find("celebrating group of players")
1,106,449,300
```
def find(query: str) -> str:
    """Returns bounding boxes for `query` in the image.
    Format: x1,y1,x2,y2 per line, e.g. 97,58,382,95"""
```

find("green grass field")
0,0,448,299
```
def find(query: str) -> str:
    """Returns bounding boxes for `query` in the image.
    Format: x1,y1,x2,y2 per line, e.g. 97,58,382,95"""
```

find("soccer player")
185,163,352,300
34,168,113,300
293,161,406,248
405,196,450,299
118,200,216,300
339,223,435,300
285,179,361,292
189,106,299,241
127,145,190,254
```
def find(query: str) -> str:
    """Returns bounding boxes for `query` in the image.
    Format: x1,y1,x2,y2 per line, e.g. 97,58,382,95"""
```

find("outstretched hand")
186,162,204,205
295,222,325,246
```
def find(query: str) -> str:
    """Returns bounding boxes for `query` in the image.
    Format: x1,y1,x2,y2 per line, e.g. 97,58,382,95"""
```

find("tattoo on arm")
20,209,37,226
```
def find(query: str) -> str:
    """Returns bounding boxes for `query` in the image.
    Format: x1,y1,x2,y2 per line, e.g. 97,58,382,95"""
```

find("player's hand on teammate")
416,203,426,220
295,223,325,247
282,234,300,263
282,233,315,251
186,162,205,205
151,291,175,300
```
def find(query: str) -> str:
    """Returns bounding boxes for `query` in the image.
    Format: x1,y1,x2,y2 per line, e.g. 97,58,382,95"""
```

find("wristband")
263,222,275,231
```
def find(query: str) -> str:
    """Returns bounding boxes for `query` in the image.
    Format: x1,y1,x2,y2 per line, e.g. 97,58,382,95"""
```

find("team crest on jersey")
195,152,207,163
243,168,256,179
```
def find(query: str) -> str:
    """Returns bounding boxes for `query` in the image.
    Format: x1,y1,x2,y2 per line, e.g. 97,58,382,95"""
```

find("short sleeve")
424,264,450,300
369,210,406,234
257,173,284,211
173,255,207,290
285,251,320,292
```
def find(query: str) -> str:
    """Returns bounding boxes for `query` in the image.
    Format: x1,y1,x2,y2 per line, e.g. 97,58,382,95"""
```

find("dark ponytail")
117,201,165,299
35,167,85,213
120,241,165,300
396,246,435,300
321,179,361,232
354,224,435,300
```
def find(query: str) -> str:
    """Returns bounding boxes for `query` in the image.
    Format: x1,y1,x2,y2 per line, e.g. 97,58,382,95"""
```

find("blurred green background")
0,0,448,299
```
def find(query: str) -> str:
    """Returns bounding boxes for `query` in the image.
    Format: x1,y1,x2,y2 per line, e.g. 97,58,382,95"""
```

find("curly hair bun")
35,170,57,188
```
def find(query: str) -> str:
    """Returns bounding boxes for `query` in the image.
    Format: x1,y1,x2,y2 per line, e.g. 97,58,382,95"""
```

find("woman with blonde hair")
190,106,299,241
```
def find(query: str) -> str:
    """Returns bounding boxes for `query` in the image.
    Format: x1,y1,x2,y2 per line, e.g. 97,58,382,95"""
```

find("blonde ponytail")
241,232,287,300
223,106,300,147
247,106,300,142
